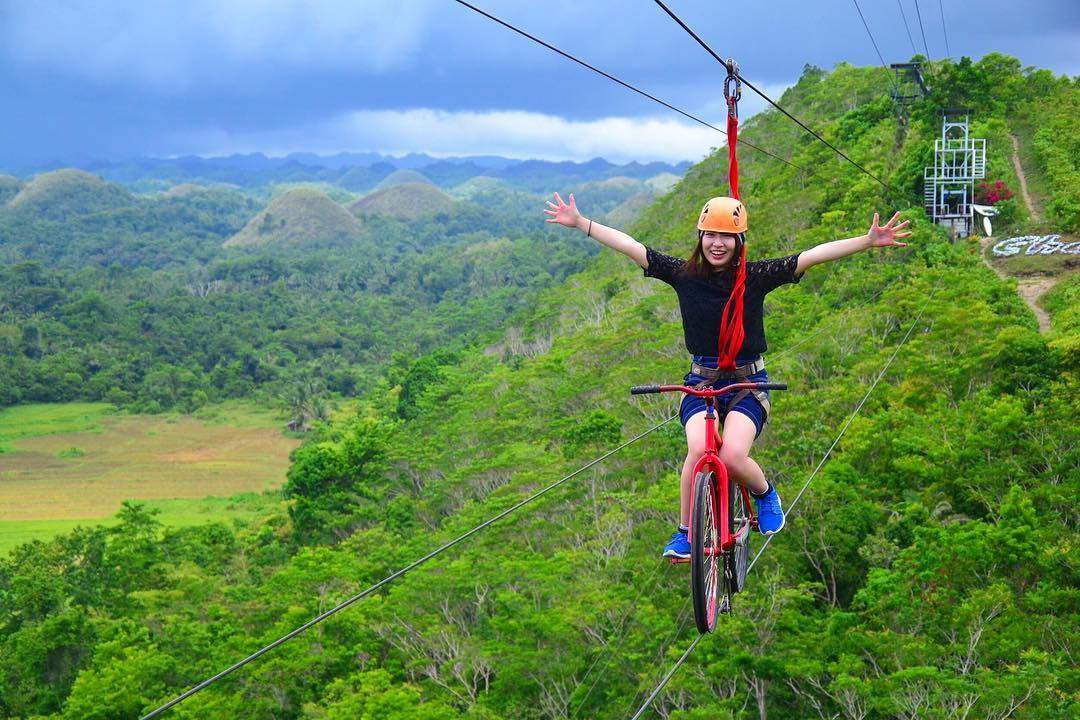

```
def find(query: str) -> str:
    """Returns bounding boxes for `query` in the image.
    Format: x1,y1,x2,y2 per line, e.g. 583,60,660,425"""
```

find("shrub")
975,177,1015,205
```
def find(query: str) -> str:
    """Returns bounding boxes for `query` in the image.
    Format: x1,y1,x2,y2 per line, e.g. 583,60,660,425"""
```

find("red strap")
716,247,745,369
727,100,740,201
716,94,745,370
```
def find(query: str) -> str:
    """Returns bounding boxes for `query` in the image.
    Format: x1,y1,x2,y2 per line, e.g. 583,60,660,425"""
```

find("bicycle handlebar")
630,381,788,396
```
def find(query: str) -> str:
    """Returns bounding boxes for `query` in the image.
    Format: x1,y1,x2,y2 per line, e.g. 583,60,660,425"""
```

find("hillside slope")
226,187,366,248
2,58,1076,720
5,169,135,221
0,175,22,204
348,182,456,220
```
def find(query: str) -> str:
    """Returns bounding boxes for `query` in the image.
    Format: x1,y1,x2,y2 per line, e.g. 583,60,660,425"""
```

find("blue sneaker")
662,529,691,559
752,484,785,535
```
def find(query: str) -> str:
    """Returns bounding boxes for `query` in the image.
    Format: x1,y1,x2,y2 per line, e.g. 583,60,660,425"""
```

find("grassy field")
0,401,300,554
0,402,115,453
0,492,285,554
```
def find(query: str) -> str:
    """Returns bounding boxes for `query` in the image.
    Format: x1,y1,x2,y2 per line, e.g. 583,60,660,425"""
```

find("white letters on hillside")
991,235,1080,257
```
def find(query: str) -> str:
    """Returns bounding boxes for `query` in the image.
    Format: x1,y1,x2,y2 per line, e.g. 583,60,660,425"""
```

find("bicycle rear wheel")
690,469,721,634
726,480,752,596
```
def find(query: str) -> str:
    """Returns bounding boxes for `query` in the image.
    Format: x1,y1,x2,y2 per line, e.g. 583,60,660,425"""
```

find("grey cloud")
0,1,1077,166
1,0,434,91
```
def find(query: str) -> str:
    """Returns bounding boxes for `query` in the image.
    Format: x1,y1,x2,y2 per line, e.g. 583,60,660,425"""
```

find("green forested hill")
0,182,260,269
1,56,1077,719
226,188,367,248
6,170,136,222
0,160,670,414
0,176,23,204
348,183,456,219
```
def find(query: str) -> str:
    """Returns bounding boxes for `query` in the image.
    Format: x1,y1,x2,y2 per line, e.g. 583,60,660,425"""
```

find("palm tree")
281,378,324,432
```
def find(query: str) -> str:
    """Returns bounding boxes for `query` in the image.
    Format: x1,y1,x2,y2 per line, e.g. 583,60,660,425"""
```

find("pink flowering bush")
976,177,1015,205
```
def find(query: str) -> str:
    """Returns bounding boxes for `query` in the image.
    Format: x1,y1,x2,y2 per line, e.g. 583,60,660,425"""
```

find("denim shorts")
679,356,769,437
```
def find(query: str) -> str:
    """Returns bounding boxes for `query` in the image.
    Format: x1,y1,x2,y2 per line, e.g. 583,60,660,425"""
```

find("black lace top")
643,246,802,358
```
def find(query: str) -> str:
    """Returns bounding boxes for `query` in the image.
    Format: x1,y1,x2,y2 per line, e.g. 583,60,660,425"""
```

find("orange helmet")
697,196,747,233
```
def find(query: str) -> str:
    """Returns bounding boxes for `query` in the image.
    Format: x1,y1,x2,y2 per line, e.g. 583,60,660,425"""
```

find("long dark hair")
681,231,745,278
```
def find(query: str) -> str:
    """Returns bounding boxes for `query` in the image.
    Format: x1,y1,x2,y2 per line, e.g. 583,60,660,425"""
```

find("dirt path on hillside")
1015,277,1055,334
972,135,1055,333
1010,134,1042,224
977,236,1053,333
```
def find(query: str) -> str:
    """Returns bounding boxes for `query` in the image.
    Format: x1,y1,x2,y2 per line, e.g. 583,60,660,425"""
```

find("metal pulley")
723,58,741,117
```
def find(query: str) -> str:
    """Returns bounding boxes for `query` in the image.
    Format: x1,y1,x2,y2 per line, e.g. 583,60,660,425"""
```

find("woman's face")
701,231,738,269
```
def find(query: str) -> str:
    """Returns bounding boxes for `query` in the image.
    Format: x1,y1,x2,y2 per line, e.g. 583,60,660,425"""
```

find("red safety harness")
715,61,745,370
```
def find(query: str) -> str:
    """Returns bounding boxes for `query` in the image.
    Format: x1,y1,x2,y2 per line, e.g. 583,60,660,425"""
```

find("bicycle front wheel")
690,469,721,634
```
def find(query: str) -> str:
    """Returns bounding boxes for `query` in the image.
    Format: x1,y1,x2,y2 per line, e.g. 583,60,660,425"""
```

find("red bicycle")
631,380,787,632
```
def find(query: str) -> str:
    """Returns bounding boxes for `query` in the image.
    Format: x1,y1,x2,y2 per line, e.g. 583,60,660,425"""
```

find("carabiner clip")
723,59,741,117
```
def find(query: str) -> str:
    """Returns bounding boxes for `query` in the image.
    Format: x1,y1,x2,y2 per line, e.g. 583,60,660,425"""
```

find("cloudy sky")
1,0,1077,167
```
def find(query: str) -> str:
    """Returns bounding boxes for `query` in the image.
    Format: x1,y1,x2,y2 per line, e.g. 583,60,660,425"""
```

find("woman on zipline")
545,193,911,558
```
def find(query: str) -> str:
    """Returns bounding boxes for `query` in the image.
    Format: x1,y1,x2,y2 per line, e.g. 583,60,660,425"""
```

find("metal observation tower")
923,108,986,238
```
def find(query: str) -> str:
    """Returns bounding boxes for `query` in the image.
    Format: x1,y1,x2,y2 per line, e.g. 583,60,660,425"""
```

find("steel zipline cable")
450,0,810,177
937,0,951,59
564,278,894,719
629,633,704,720
629,285,938,720
747,285,937,574
913,0,933,64
143,5,935,716
622,596,694,718
650,0,917,207
140,417,675,719
897,0,919,57
144,270,904,719
851,0,901,96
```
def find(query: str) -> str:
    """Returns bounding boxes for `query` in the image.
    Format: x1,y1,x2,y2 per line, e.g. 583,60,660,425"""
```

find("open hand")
544,192,581,229
868,211,912,247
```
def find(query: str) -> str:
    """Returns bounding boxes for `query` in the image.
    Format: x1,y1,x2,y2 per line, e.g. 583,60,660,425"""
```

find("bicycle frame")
686,389,754,556
640,380,774,555
631,377,786,624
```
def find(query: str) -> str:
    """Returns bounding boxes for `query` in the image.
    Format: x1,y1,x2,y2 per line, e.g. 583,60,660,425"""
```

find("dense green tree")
283,419,392,543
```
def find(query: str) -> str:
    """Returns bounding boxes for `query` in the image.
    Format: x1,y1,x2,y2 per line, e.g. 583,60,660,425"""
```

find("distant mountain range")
3,153,691,193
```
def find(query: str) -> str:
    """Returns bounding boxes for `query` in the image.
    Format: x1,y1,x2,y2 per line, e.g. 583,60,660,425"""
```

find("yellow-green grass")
0,492,283,555
0,402,116,451
0,402,300,554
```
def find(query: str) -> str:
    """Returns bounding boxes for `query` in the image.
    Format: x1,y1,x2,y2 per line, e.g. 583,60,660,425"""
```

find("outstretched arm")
545,192,648,269
796,211,912,275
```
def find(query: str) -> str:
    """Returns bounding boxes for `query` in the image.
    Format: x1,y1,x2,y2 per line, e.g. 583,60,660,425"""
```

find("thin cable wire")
628,283,938,719
629,633,703,720
624,596,693,718
576,276,897,718
651,0,915,206
451,0,808,176
769,281,895,365
851,0,900,96
897,0,919,56
142,268,899,719
140,416,676,719
568,564,666,719
914,0,932,61
937,0,951,58
747,285,937,574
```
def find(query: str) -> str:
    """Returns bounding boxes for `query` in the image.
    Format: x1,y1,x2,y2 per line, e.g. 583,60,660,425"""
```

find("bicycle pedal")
669,556,690,565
